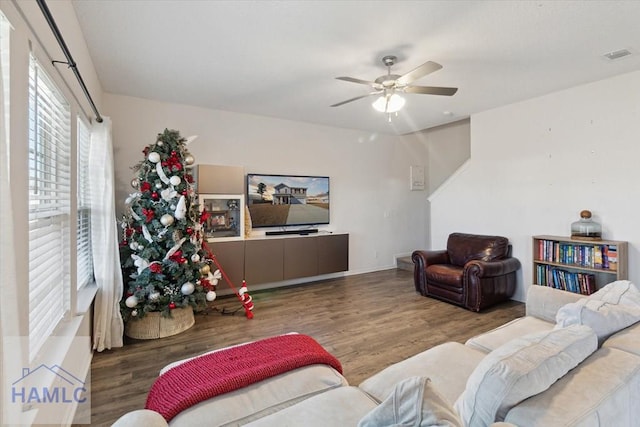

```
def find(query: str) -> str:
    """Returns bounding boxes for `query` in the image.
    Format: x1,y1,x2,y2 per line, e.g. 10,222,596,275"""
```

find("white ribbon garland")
184,135,198,145
164,237,187,260
125,192,141,205
156,162,170,184
174,195,187,219
142,225,154,243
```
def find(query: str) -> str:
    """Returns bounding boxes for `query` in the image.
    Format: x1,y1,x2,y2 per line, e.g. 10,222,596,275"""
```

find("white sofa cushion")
505,348,640,426
603,322,640,356
525,285,583,322
111,410,168,427
359,342,487,406
169,365,347,427
465,316,553,353
454,324,597,427
589,280,640,305
243,386,378,427
358,377,462,427
556,280,640,344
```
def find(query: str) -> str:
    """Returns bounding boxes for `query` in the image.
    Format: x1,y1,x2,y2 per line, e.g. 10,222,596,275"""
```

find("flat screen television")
246,173,330,228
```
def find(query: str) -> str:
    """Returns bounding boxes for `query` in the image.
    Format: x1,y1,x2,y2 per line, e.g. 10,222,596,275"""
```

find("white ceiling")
71,0,640,135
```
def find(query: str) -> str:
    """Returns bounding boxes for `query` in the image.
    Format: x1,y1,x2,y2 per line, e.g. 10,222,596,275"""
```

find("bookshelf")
532,235,628,295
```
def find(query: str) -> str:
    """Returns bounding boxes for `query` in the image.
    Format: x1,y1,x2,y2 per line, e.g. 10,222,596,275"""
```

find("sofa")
412,233,521,312
112,282,640,427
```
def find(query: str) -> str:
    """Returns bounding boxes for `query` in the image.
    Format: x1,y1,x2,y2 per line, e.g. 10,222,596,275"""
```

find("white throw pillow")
454,324,597,427
588,280,640,306
555,280,640,344
358,376,462,427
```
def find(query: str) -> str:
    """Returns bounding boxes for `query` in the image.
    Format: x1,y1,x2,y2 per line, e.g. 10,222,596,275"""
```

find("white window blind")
28,55,71,361
77,118,93,289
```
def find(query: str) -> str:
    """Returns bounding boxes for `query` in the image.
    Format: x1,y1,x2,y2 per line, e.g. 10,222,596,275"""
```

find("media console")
208,233,349,292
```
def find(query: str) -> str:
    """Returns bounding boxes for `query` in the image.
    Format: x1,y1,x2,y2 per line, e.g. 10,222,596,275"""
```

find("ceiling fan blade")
336,76,380,88
403,86,458,96
396,61,443,85
330,92,380,107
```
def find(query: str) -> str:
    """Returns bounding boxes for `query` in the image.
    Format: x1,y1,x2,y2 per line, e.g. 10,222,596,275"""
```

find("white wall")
104,93,431,274
430,70,640,302
407,119,471,195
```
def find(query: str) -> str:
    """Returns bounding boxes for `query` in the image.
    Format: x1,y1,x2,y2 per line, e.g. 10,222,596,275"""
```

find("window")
0,10,8,164
77,118,93,289
28,55,71,361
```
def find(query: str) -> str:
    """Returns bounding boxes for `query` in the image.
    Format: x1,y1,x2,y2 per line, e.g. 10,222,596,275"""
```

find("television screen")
247,173,330,228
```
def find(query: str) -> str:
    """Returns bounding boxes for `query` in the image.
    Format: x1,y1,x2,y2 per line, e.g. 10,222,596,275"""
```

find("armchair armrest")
411,250,450,296
464,257,521,278
412,249,450,268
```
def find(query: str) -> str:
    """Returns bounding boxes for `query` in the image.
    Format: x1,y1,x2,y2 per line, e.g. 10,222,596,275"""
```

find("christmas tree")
119,129,218,321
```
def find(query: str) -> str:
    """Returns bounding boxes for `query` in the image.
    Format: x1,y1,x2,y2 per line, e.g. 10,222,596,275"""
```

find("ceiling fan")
331,55,458,113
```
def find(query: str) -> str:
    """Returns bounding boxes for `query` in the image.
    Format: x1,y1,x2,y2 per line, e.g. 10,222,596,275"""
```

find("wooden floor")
88,269,524,426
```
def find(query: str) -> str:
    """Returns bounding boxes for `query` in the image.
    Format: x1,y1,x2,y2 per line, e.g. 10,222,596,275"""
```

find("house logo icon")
11,365,87,404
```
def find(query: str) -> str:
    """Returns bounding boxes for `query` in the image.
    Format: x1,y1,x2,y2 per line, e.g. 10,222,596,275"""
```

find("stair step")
396,256,413,271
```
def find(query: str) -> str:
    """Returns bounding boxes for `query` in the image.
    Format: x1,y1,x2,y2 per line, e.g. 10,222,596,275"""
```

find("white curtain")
1,11,23,422
90,117,124,351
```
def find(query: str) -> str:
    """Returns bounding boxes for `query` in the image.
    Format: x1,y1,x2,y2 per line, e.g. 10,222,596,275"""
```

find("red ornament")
149,263,162,273
186,227,193,235
200,210,210,224
169,302,176,309
120,239,128,247
142,208,155,223
200,278,212,291
169,250,183,263
140,182,151,192
151,191,159,200
125,227,134,237
184,174,194,183
162,152,182,172
182,190,188,196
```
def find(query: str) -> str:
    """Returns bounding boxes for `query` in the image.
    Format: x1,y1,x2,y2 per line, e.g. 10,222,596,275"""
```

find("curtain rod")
36,0,103,123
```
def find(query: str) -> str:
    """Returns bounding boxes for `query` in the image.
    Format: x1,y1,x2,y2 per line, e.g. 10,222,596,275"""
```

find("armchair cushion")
447,233,510,267
426,264,464,288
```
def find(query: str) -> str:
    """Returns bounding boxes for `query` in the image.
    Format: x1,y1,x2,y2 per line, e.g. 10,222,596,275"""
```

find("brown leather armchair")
412,233,521,312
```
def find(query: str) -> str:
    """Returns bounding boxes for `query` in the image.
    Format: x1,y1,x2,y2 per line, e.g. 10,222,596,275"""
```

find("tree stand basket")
125,306,195,340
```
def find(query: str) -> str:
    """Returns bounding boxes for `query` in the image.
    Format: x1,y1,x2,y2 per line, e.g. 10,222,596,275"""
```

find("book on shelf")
535,264,596,295
607,244,618,271
536,238,618,271
594,245,603,269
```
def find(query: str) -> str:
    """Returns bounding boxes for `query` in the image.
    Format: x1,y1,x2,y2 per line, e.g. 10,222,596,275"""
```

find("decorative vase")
570,210,602,241
124,306,195,340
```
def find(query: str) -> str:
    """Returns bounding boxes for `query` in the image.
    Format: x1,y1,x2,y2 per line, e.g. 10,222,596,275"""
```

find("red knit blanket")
145,334,343,421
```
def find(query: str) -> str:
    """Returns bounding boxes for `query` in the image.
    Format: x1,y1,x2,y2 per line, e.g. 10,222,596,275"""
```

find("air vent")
604,49,632,61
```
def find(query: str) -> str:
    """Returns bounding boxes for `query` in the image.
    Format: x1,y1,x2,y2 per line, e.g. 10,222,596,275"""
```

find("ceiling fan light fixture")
372,93,405,113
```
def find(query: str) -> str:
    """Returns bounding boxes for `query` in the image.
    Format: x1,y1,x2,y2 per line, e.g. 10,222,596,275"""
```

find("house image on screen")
273,183,307,205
